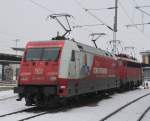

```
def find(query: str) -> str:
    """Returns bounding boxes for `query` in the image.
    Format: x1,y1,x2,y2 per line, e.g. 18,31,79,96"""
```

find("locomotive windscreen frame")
25,47,61,61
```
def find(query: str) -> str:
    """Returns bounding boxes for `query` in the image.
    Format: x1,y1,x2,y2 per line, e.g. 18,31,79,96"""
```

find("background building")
0,53,21,83
141,50,150,83
141,50,150,65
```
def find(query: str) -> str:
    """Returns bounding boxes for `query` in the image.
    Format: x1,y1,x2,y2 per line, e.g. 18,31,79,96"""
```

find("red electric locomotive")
117,54,142,89
14,39,142,106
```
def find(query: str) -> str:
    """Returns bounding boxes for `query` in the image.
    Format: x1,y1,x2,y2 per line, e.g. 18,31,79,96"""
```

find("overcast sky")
0,0,150,60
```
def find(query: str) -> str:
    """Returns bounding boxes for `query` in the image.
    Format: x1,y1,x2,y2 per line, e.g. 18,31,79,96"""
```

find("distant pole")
112,0,118,54
141,12,144,31
12,39,20,55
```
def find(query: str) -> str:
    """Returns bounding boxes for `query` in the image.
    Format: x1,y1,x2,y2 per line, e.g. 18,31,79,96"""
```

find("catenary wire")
119,1,150,40
27,0,53,13
73,0,114,31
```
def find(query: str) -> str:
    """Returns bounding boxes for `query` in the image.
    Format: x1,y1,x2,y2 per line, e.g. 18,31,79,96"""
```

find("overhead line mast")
74,0,119,53
12,39,20,55
112,0,118,54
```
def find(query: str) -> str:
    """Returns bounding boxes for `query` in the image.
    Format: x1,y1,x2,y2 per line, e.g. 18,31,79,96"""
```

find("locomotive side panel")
117,58,142,88
126,61,142,86
58,40,79,79
118,60,127,85
65,51,119,97
91,55,119,89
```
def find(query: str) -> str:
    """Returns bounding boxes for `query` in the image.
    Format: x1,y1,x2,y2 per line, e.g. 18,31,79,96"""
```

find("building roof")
140,50,150,55
11,47,25,51
0,53,21,64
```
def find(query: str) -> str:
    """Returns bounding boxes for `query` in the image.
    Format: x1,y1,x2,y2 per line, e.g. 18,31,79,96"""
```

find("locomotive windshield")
25,47,60,61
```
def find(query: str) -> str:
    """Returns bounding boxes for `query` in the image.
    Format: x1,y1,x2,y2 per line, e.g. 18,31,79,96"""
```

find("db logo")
35,68,43,75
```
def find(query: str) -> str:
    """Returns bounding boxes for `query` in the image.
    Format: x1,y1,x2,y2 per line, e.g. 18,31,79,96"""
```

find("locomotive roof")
75,41,115,58
26,39,116,59
115,53,139,63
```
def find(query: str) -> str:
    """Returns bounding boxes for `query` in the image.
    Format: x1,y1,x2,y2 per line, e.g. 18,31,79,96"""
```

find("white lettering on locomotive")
93,67,108,74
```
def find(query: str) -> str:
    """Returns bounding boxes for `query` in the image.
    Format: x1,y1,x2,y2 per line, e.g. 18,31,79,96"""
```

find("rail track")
0,106,51,121
18,111,49,121
18,99,89,121
0,104,72,121
0,107,37,118
18,106,65,121
99,92,150,121
0,93,105,121
16,92,150,121
137,105,150,121
1,91,150,121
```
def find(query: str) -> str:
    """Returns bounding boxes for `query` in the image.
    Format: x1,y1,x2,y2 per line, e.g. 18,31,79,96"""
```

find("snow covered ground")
0,90,17,100
0,90,26,114
0,88,150,121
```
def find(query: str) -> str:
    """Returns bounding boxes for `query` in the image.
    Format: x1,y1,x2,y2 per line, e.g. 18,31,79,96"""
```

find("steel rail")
0,107,37,118
99,92,150,121
18,111,49,121
137,105,150,121
18,105,71,121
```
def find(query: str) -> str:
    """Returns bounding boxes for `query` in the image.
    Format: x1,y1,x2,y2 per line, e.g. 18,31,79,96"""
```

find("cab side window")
71,50,75,61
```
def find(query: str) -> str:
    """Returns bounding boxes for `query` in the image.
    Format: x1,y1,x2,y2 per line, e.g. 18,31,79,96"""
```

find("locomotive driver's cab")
14,40,66,105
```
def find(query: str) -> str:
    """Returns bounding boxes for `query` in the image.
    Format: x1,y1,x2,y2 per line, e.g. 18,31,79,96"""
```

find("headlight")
60,85,66,89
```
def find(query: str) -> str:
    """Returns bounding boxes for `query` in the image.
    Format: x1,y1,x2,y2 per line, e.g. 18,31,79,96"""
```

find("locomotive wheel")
25,95,34,106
